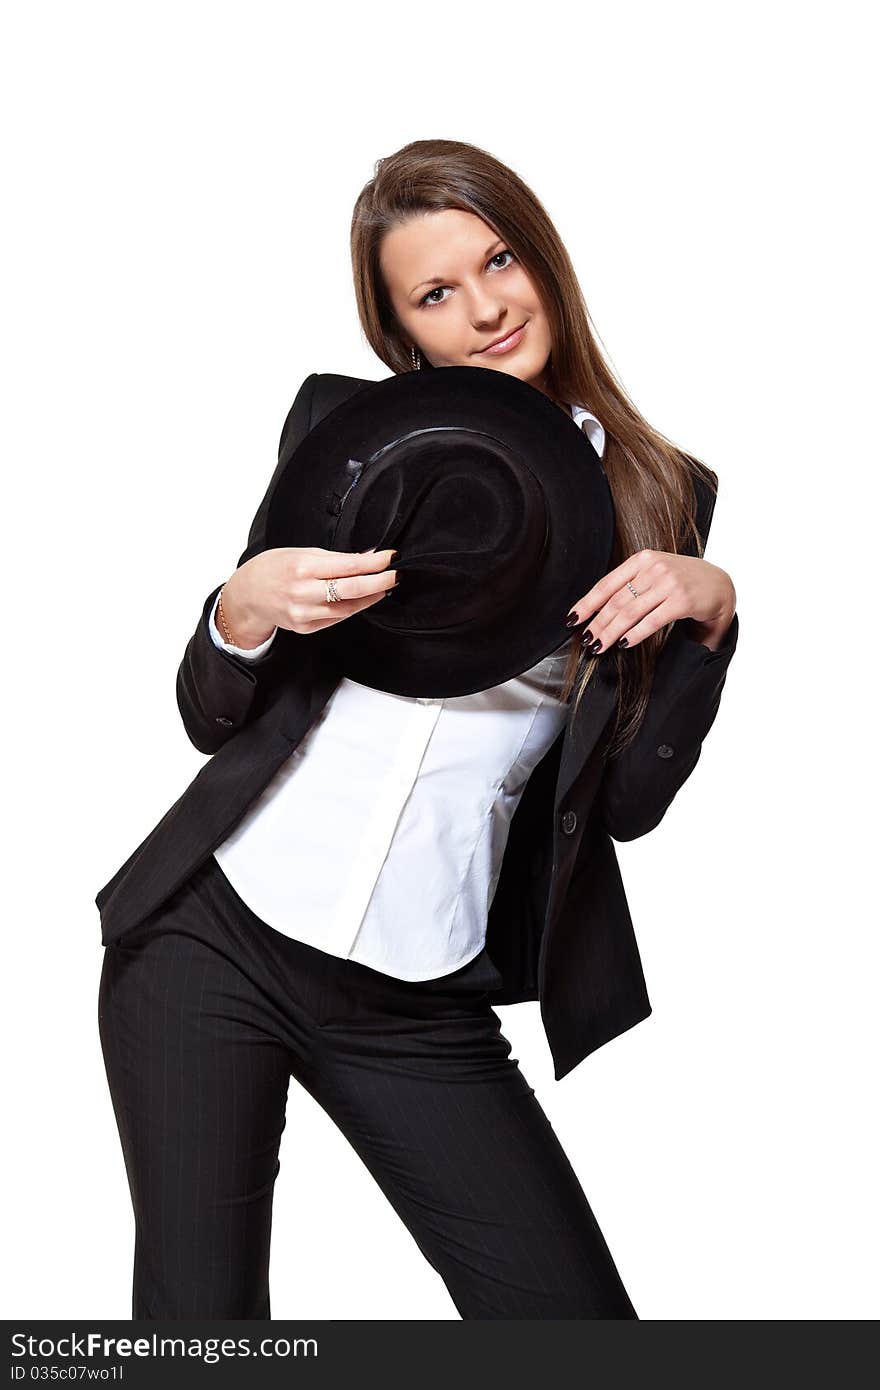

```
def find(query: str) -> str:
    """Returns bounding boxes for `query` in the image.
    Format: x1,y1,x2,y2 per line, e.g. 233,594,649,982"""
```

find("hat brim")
265,365,615,697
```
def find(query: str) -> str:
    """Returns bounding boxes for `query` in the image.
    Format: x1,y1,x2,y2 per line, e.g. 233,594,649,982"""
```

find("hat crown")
332,425,548,635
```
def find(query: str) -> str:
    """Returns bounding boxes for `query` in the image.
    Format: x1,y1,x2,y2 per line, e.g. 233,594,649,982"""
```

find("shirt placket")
327,697,444,956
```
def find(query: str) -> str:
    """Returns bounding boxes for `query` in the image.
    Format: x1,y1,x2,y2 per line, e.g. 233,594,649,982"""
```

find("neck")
528,368,568,415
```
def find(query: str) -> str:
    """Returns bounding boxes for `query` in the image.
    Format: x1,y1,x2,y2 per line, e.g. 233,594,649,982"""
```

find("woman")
97,138,739,1320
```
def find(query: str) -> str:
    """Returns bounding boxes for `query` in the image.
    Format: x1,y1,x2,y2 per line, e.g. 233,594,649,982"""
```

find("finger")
583,590,675,653
573,565,651,644
304,567,398,609
566,549,656,625
294,587,393,632
608,595,681,650
583,570,655,642
300,546,398,577
579,572,656,651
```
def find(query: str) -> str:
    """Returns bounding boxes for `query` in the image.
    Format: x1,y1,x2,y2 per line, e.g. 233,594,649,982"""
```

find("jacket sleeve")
175,372,319,754
598,466,740,842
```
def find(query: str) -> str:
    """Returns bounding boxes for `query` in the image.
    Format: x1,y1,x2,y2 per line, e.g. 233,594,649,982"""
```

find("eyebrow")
409,239,505,298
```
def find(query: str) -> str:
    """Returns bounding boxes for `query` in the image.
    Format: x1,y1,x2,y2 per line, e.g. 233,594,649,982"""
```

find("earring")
410,344,421,371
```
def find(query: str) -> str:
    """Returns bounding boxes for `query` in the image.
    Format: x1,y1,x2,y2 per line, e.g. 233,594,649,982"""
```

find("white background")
3,0,876,1320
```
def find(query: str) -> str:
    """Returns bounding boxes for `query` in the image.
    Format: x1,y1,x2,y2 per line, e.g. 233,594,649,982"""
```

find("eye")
418,248,517,308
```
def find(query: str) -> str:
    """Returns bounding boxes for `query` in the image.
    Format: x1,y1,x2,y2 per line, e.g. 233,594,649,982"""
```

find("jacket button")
560,809,578,834
657,743,674,758
215,715,234,727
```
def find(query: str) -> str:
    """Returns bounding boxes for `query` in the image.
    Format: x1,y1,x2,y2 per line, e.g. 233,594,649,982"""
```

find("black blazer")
95,371,740,1081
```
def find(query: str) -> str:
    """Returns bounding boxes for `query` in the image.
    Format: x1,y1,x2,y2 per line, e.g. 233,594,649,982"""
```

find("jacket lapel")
554,662,619,808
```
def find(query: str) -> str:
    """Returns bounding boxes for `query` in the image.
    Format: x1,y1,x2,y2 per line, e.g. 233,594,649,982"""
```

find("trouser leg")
308,955,638,1319
98,914,294,1318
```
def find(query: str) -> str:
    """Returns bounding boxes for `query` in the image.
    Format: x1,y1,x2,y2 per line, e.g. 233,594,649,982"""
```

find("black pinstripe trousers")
98,852,638,1320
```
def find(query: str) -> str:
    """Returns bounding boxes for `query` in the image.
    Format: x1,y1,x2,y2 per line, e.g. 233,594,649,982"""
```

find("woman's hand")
566,551,737,654
219,546,399,647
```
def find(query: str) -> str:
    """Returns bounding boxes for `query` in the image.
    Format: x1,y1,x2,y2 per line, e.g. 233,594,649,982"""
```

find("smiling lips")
477,322,527,355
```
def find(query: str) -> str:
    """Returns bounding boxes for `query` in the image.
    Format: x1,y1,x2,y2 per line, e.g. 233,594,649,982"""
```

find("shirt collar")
568,402,606,459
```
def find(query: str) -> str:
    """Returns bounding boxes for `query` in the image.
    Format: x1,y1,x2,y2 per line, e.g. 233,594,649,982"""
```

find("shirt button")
560,809,578,834
657,743,674,758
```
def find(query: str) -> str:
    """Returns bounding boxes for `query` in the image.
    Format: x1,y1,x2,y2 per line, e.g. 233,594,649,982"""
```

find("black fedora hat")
264,364,615,697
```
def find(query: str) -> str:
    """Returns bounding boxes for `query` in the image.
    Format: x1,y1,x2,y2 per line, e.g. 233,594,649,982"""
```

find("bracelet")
217,586,237,646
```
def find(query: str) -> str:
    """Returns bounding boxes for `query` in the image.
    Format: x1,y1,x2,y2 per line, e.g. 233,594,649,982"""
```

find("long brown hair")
350,138,716,756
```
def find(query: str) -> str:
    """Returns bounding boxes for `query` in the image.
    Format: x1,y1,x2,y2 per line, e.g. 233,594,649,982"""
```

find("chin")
494,350,547,382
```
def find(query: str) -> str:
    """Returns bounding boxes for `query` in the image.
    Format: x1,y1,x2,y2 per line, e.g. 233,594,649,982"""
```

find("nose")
470,296,507,330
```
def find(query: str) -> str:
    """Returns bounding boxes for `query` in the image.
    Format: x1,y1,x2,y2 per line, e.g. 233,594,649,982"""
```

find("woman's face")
380,208,555,395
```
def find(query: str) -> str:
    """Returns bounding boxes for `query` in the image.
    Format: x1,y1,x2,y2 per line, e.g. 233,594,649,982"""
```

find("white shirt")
211,402,605,980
